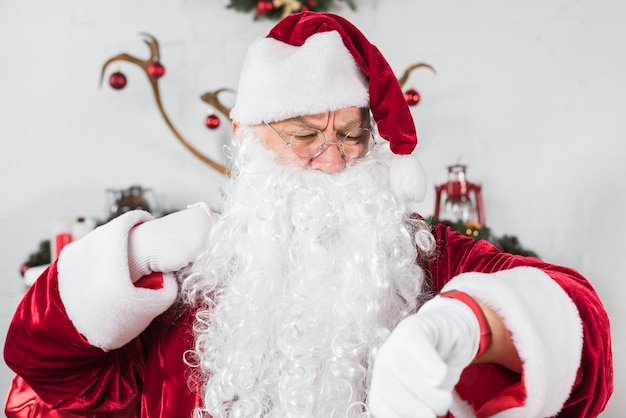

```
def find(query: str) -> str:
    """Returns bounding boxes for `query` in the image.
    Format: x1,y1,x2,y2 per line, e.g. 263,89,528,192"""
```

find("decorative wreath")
227,0,356,20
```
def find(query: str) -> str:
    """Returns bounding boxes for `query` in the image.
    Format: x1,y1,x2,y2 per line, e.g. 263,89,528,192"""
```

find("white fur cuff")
442,267,583,417
57,211,179,351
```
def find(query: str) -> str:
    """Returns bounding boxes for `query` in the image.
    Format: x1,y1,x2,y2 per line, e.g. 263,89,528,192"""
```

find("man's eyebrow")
291,116,312,126
283,115,365,130
277,116,315,129
338,120,365,131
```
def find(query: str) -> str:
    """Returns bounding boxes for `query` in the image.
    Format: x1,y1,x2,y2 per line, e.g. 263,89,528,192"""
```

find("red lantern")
434,164,485,226
109,71,127,89
148,62,165,78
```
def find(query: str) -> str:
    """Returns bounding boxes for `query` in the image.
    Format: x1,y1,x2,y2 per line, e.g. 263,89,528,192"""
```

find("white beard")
182,127,434,417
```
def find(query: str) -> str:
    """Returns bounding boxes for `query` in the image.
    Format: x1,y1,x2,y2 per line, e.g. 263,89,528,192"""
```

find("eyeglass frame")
264,119,377,160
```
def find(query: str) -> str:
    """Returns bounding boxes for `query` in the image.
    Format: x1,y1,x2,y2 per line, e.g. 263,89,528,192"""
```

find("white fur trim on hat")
230,30,369,125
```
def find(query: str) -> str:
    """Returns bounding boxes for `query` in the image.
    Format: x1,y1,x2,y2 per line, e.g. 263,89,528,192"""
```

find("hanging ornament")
148,61,165,78
255,0,274,15
109,70,127,90
20,262,30,277
204,110,220,129
273,0,302,19
227,0,356,21
404,87,421,106
301,0,317,11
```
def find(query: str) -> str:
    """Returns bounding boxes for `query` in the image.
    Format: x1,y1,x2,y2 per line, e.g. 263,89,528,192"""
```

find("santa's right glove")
368,292,491,418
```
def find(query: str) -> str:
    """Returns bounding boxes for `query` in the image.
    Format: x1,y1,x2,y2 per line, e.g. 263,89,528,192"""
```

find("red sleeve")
3,261,146,412
427,224,613,416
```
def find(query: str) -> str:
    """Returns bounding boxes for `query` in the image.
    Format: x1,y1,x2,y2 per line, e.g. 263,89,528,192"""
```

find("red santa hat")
230,12,426,202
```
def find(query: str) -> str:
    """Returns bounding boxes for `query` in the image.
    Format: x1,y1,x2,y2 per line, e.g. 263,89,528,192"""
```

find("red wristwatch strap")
440,290,493,358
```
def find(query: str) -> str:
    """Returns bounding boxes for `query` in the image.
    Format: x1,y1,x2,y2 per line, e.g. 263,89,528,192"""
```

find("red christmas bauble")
404,88,421,106
109,71,127,90
20,262,29,277
256,0,273,15
148,62,165,78
204,114,220,129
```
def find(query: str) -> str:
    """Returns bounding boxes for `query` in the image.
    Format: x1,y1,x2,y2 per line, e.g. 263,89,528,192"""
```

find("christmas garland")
227,0,356,20
429,218,539,258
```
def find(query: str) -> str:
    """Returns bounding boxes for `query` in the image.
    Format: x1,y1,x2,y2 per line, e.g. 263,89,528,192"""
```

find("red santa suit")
4,209,613,417
5,11,613,418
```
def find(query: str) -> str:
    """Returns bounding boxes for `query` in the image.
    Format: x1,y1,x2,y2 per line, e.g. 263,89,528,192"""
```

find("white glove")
368,296,481,418
127,203,214,282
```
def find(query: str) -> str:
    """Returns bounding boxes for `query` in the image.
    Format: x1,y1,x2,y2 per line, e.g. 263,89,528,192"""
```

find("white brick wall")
1,0,624,415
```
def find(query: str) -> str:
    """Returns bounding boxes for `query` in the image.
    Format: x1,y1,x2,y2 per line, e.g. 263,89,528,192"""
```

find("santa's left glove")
368,295,484,418
128,203,214,282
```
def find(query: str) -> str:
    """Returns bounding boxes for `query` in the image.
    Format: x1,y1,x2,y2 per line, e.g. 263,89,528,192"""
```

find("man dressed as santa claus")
4,12,612,418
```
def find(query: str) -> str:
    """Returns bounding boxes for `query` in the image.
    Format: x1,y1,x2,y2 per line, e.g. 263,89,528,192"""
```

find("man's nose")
310,141,347,173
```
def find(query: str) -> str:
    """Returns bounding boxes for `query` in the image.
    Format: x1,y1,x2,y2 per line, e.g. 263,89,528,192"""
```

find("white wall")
1,0,624,415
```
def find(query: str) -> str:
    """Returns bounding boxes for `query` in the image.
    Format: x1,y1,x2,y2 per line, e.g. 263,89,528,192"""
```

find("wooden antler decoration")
397,62,436,88
100,33,229,176
199,88,235,120
101,33,434,177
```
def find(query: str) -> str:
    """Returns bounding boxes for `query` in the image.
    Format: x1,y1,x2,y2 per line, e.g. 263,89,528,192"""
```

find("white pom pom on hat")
230,12,427,203
390,154,427,202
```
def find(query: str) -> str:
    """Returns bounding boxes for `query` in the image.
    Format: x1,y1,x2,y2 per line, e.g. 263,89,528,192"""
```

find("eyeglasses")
265,122,376,160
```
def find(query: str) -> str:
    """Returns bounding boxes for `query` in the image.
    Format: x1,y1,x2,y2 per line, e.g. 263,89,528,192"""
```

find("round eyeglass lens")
342,128,374,159
288,128,325,158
